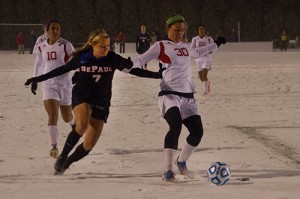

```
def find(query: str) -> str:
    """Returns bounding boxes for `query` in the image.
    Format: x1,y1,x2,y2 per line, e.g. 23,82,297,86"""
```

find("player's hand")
25,78,38,95
157,64,166,79
31,82,37,95
122,57,133,69
214,37,227,47
25,78,34,86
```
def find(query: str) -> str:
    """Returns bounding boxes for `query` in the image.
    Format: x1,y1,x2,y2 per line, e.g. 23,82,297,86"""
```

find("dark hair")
44,18,60,31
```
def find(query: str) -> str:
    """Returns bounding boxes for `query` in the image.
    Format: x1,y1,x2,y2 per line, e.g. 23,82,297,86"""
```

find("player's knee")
83,144,94,151
164,127,182,149
75,122,88,135
164,107,183,149
187,128,203,146
184,115,203,146
164,121,182,149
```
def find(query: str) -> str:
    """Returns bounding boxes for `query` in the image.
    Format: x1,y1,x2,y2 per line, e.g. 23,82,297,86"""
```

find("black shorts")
89,104,109,122
72,85,110,122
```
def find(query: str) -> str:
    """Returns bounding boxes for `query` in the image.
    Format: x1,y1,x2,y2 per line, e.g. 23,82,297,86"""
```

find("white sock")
204,81,208,93
67,113,76,126
178,141,195,162
163,148,178,172
48,125,58,147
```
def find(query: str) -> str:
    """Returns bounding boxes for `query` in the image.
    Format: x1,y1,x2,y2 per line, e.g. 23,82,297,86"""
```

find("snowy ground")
0,44,300,199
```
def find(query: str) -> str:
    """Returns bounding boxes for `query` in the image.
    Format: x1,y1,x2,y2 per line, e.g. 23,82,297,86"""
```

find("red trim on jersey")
38,46,42,53
63,44,69,63
158,42,171,64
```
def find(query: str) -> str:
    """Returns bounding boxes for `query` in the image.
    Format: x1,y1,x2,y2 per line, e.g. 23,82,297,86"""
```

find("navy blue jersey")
30,49,160,110
136,33,151,54
33,49,132,108
71,50,132,108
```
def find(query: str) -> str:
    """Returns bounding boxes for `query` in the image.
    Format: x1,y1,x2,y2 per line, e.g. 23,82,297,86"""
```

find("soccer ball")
207,162,231,185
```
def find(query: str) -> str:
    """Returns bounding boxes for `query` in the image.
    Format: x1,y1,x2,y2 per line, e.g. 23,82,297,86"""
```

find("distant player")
190,24,214,95
31,18,75,158
136,25,151,69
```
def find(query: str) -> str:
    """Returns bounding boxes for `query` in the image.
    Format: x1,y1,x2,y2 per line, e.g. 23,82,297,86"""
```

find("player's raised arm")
25,58,78,89
189,36,226,57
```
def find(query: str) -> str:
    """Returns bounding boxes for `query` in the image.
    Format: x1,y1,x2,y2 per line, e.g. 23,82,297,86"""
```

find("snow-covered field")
0,43,299,199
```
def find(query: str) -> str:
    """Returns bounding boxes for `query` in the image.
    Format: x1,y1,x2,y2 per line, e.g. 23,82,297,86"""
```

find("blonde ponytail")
72,29,109,57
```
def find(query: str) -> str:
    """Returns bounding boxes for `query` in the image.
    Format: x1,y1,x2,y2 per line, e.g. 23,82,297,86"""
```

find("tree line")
1,0,299,49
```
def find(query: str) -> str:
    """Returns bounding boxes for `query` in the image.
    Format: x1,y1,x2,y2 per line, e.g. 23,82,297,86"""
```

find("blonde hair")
72,29,109,57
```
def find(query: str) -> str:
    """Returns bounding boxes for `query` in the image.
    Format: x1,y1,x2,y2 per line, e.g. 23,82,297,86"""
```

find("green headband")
166,15,185,25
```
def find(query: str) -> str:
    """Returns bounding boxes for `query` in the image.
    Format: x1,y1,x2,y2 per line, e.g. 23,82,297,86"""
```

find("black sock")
65,143,91,167
60,129,82,159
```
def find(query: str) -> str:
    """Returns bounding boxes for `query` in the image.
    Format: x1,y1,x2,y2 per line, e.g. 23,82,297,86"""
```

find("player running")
132,15,226,182
32,24,48,54
190,24,214,95
30,18,75,159
25,28,163,175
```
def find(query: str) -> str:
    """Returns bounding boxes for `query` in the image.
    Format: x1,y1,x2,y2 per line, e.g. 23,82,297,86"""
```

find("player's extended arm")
25,58,78,91
129,62,165,79
189,37,226,57
129,67,164,79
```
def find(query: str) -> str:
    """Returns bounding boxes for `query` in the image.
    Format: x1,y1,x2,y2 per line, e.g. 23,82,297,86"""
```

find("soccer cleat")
54,156,69,175
162,170,177,182
176,156,188,175
49,147,59,159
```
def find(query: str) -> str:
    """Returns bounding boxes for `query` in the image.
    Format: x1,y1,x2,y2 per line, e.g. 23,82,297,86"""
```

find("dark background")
1,0,299,49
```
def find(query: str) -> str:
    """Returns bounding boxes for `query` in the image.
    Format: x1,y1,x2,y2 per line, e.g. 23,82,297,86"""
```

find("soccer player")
132,15,226,182
190,25,214,95
25,28,163,175
30,18,75,159
136,25,151,69
16,31,25,54
32,24,48,54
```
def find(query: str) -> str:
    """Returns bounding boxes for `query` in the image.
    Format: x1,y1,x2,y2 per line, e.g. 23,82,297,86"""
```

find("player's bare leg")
60,105,76,129
201,69,210,95
198,71,203,82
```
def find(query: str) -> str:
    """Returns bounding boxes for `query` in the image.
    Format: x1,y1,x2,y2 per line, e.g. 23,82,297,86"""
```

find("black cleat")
54,157,69,175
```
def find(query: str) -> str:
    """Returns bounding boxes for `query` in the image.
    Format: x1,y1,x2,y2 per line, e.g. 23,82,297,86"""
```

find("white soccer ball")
207,162,231,185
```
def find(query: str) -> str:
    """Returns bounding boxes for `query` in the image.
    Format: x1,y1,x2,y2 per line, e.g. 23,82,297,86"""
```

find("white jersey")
33,37,74,89
32,34,48,54
133,40,218,94
190,35,214,62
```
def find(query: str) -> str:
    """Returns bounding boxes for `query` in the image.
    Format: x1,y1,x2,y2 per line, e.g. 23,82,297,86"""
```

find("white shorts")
158,94,199,120
42,87,72,106
196,61,211,71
